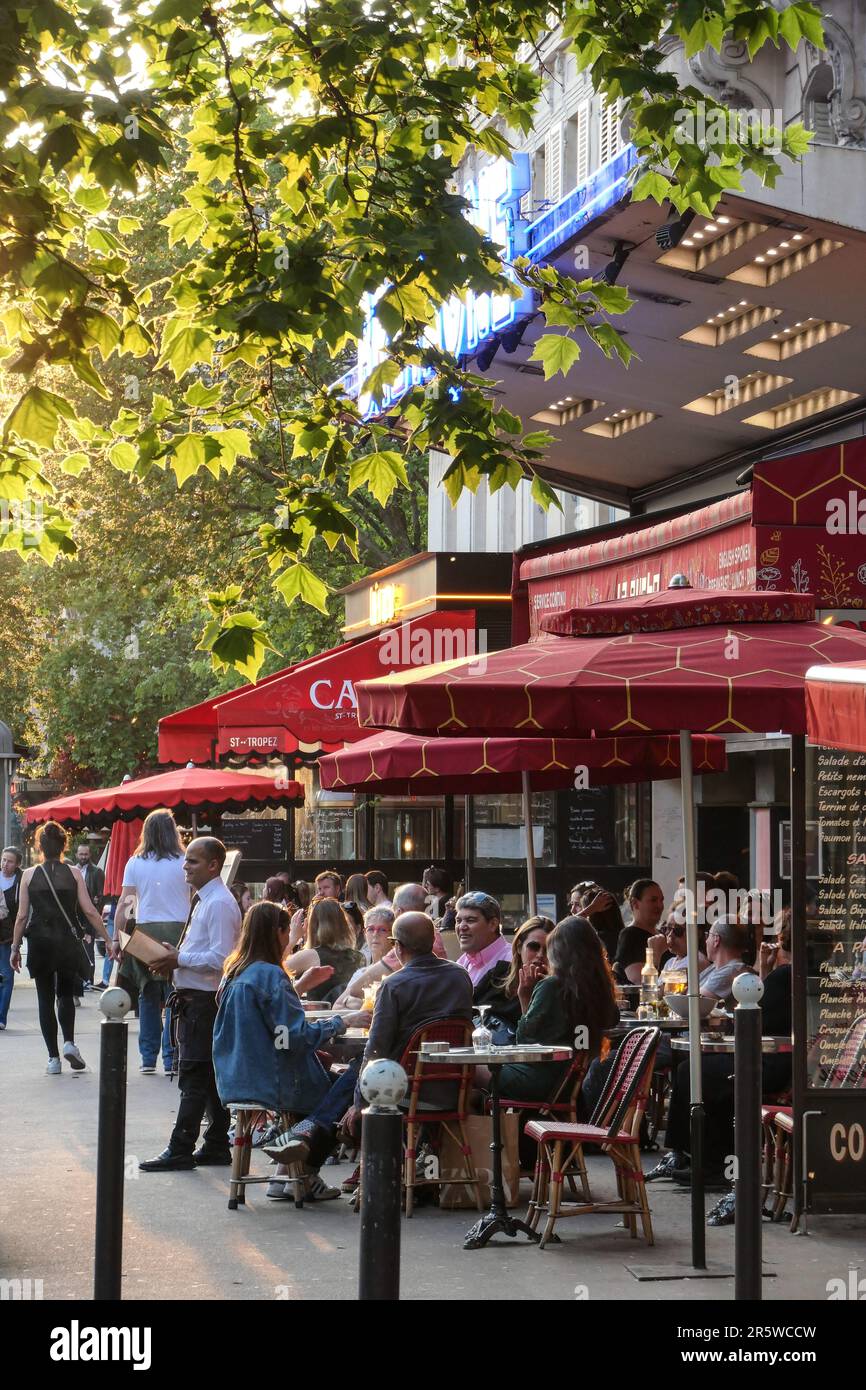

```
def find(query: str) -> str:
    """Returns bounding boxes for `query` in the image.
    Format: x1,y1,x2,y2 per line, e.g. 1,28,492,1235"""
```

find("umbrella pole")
191,813,198,837
521,771,538,918
680,728,706,1270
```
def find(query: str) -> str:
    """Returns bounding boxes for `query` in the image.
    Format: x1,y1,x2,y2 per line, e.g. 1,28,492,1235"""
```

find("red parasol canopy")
24,767,304,828
319,728,726,795
356,590,866,738
20,790,83,825
806,661,866,753
103,818,143,897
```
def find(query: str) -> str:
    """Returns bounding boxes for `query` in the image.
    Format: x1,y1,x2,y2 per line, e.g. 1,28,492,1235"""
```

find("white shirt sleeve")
177,894,239,974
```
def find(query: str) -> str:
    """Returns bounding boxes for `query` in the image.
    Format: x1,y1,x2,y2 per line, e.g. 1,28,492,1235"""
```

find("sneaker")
140,1063,157,1074
263,1135,311,1167
62,1042,86,1071
93,982,107,991
0,1022,6,1031
46,1057,62,1075
301,1169,340,1201
266,1180,293,1200
645,1150,687,1182
73,997,83,1007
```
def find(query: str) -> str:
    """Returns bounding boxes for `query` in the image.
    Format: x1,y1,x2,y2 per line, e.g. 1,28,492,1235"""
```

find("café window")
373,796,445,860
471,791,557,868
293,766,365,861
613,782,651,866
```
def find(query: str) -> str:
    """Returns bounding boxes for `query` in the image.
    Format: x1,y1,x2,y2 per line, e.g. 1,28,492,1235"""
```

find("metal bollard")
94,987,132,1301
733,972,764,1302
358,1058,408,1302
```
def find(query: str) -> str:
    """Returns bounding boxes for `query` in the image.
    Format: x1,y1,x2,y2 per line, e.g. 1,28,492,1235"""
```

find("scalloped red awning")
319,729,726,795
355,592,866,738
24,767,304,828
806,662,866,753
540,589,816,637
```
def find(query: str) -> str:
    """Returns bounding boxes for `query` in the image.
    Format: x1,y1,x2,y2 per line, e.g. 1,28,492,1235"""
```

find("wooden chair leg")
632,1155,654,1246
539,1141,564,1250
405,1120,416,1218
228,1111,249,1210
773,1130,790,1220
455,1117,483,1212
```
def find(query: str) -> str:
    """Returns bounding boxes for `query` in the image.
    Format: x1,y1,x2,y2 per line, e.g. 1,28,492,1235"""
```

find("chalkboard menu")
220,817,286,863
806,747,866,1088
565,787,614,866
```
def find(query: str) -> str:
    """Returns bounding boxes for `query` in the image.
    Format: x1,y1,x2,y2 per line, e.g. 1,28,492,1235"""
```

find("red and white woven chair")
525,1026,661,1248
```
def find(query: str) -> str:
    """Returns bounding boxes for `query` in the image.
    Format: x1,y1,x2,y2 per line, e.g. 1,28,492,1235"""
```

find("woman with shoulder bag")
10,821,119,1073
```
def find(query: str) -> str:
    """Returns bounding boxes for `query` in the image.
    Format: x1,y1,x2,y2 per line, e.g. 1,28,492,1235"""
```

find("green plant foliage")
0,0,823,673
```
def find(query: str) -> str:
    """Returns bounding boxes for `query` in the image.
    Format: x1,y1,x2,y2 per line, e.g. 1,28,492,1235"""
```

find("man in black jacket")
74,842,104,992
0,847,22,1028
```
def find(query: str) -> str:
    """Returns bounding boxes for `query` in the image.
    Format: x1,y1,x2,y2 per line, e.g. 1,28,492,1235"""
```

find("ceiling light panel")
681,371,792,417
531,397,604,426
744,318,851,361
742,387,860,429
657,218,768,272
680,300,778,347
726,234,844,287
583,408,658,439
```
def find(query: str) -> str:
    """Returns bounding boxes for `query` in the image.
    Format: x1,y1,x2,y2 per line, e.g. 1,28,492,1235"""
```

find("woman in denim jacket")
213,902,366,1117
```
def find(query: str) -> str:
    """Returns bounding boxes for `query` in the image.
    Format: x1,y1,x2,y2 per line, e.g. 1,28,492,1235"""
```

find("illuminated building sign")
351,144,638,415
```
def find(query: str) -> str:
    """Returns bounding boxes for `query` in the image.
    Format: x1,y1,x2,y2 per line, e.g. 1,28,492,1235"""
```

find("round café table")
671,1035,792,1054
418,1042,572,1250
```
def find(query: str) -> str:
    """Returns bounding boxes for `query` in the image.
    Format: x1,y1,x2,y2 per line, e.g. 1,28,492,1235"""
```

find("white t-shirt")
122,853,190,925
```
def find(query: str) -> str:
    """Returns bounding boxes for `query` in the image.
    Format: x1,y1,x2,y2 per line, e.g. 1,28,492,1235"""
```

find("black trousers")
168,989,229,1157
665,1053,792,1168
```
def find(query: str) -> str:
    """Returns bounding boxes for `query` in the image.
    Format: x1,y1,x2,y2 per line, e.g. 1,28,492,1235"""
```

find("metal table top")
671,1034,792,1054
607,1017,689,1035
418,1044,572,1065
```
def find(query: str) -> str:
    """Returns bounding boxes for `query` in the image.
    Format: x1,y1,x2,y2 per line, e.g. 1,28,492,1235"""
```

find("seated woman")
340,906,395,1003
475,915,619,1102
482,916,555,1044
213,901,366,1199
283,898,364,1003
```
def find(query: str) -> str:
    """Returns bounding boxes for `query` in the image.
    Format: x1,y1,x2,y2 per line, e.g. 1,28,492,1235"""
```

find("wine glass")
472,1005,493,1052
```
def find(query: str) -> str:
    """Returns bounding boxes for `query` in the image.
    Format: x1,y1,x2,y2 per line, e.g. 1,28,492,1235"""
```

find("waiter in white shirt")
139,837,241,1172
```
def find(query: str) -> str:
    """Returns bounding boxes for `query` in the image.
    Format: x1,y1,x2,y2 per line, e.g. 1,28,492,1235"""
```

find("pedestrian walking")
73,841,105,993
114,809,190,1075
139,836,241,1171
0,846,23,1029
9,822,119,1072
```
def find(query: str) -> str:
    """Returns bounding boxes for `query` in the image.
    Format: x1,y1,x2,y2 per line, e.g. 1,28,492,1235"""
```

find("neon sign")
357,154,533,417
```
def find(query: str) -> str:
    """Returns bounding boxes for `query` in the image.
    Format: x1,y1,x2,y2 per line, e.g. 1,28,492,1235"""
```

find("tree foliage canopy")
0,0,823,675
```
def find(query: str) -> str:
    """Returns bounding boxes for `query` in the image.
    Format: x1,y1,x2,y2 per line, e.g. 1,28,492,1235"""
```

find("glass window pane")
472,791,556,867
613,783,651,865
373,798,445,860
293,765,364,861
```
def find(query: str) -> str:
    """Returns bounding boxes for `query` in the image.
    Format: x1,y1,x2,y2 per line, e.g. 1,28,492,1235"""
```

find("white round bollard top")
732,972,764,1008
98,987,133,1020
360,1058,408,1111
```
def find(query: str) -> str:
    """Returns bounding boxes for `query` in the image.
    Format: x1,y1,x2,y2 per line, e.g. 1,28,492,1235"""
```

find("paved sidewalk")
0,979,862,1301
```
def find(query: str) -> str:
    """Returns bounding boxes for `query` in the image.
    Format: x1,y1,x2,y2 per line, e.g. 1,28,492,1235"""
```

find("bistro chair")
353,1019,482,1217
487,1049,589,1194
525,1026,661,1249
760,1102,791,1214
227,1105,303,1210
823,1013,866,1088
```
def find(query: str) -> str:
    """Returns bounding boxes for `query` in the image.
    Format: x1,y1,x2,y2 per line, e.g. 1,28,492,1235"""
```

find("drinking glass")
472,1005,493,1052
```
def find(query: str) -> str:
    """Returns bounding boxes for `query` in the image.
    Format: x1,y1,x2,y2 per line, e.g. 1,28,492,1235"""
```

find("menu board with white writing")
806,747,866,1089
565,787,613,865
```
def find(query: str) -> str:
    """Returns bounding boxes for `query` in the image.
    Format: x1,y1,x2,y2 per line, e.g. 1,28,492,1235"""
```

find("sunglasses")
523,940,546,953
668,925,686,938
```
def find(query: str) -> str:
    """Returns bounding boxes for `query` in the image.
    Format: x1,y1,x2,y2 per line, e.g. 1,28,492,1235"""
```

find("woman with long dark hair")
213,902,365,1201
484,916,555,1042
10,821,118,1072
115,808,189,1075
477,915,619,1101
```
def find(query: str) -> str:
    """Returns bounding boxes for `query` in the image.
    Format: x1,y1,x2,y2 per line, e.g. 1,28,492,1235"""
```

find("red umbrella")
319,728,727,795
24,766,304,828
356,586,866,1265
355,591,866,737
22,791,84,826
103,818,143,897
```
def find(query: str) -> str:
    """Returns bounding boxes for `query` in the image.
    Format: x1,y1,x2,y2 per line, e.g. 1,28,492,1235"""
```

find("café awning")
24,766,304,828
319,728,727,795
158,612,476,765
806,661,866,753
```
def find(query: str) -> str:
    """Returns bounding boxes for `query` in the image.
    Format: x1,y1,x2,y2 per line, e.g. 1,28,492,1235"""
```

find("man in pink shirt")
455,892,512,994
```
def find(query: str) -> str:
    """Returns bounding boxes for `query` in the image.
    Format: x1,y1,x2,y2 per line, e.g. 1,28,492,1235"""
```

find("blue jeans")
101,919,114,986
139,979,175,1071
0,941,14,1026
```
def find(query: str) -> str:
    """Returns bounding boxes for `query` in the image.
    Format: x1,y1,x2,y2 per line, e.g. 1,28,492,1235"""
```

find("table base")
463,1207,540,1251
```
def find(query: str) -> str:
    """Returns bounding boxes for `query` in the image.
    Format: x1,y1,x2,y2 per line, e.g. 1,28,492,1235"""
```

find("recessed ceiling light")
755,255,765,263
682,239,693,247
779,241,789,249
717,216,731,225
792,233,804,241
693,232,704,240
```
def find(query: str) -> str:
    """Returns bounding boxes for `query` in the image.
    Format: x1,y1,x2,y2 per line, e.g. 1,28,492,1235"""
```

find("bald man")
265,910,473,1172
140,836,241,1172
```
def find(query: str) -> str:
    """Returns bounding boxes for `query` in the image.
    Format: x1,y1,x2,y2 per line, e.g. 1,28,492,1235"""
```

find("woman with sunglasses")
655,908,709,978
475,915,619,1101
483,916,555,1043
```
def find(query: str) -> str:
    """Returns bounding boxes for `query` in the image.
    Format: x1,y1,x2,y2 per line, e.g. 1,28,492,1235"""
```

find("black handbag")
32,863,93,979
